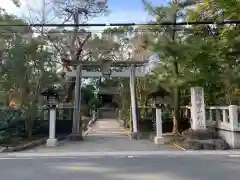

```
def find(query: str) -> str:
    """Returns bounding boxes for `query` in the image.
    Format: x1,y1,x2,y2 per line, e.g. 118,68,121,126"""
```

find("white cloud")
0,0,22,14
0,0,53,22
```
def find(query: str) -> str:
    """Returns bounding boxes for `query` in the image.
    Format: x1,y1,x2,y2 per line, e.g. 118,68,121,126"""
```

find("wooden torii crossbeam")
63,59,148,77
63,59,149,67
66,69,145,77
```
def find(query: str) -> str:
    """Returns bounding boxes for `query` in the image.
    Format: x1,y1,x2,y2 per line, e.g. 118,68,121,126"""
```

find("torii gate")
64,59,148,140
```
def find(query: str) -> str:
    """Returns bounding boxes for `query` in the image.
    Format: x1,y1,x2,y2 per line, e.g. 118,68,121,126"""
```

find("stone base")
130,132,140,140
181,129,229,150
182,139,229,150
46,138,57,147
154,136,165,145
68,133,84,141
182,129,219,140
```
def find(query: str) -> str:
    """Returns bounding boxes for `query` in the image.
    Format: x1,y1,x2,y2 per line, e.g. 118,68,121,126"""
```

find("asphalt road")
1,154,240,180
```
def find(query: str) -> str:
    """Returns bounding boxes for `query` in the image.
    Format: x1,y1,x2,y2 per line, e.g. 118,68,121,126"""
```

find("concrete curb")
1,138,47,153
82,118,98,136
83,127,93,136
120,131,131,136
172,143,186,151
1,123,94,153
1,135,69,153
2,150,240,158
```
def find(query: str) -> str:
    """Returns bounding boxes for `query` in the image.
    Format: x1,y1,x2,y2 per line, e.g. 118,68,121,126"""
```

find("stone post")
228,105,239,148
190,87,206,130
154,108,164,144
229,105,238,131
46,107,57,147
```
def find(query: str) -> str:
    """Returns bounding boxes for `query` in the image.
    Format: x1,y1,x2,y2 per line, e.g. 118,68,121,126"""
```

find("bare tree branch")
75,33,91,61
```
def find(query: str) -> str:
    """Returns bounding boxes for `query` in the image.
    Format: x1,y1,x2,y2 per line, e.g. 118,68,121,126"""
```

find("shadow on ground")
25,118,179,152
1,155,240,180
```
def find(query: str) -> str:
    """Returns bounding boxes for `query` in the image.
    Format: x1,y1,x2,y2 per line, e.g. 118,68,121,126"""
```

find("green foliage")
142,0,240,106
103,27,134,35
81,85,100,111
0,10,62,139
2,0,240,137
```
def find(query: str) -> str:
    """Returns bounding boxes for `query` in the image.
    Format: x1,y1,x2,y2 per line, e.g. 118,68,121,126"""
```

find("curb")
172,143,186,151
1,118,96,153
1,138,47,153
4,150,240,158
2,135,70,153
83,127,93,136
120,131,131,136
1,127,92,153
82,118,98,136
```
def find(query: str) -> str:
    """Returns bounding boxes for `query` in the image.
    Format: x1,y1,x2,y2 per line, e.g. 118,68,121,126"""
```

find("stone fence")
182,105,240,148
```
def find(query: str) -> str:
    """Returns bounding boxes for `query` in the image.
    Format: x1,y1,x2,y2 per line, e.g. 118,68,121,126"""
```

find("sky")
0,0,169,32
91,0,166,23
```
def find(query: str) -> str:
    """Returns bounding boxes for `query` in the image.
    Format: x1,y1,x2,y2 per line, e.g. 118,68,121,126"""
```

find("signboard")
190,87,206,130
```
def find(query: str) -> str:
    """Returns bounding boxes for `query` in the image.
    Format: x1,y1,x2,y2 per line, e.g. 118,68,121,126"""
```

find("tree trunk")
171,11,181,134
27,118,33,140
225,81,232,105
172,87,180,134
5,92,10,107
172,57,181,133
64,10,78,103
65,77,76,102
172,109,178,134
64,30,91,103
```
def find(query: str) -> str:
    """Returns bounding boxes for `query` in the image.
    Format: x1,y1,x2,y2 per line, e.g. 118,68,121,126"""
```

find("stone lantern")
41,86,59,147
148,86,170,145
148,86,169,108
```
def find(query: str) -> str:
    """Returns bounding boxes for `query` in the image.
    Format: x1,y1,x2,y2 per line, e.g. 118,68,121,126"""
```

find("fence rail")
181,105,240,132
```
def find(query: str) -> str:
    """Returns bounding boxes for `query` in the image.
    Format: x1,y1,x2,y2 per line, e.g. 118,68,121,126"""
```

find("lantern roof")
41,86,59,98
148,85,170,98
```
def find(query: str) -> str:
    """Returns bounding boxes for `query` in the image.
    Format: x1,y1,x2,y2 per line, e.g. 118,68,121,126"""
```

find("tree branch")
75,33,91,61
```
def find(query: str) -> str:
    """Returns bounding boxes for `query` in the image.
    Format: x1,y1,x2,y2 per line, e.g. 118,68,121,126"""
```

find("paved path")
1,155,240,180
25,118,177,153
